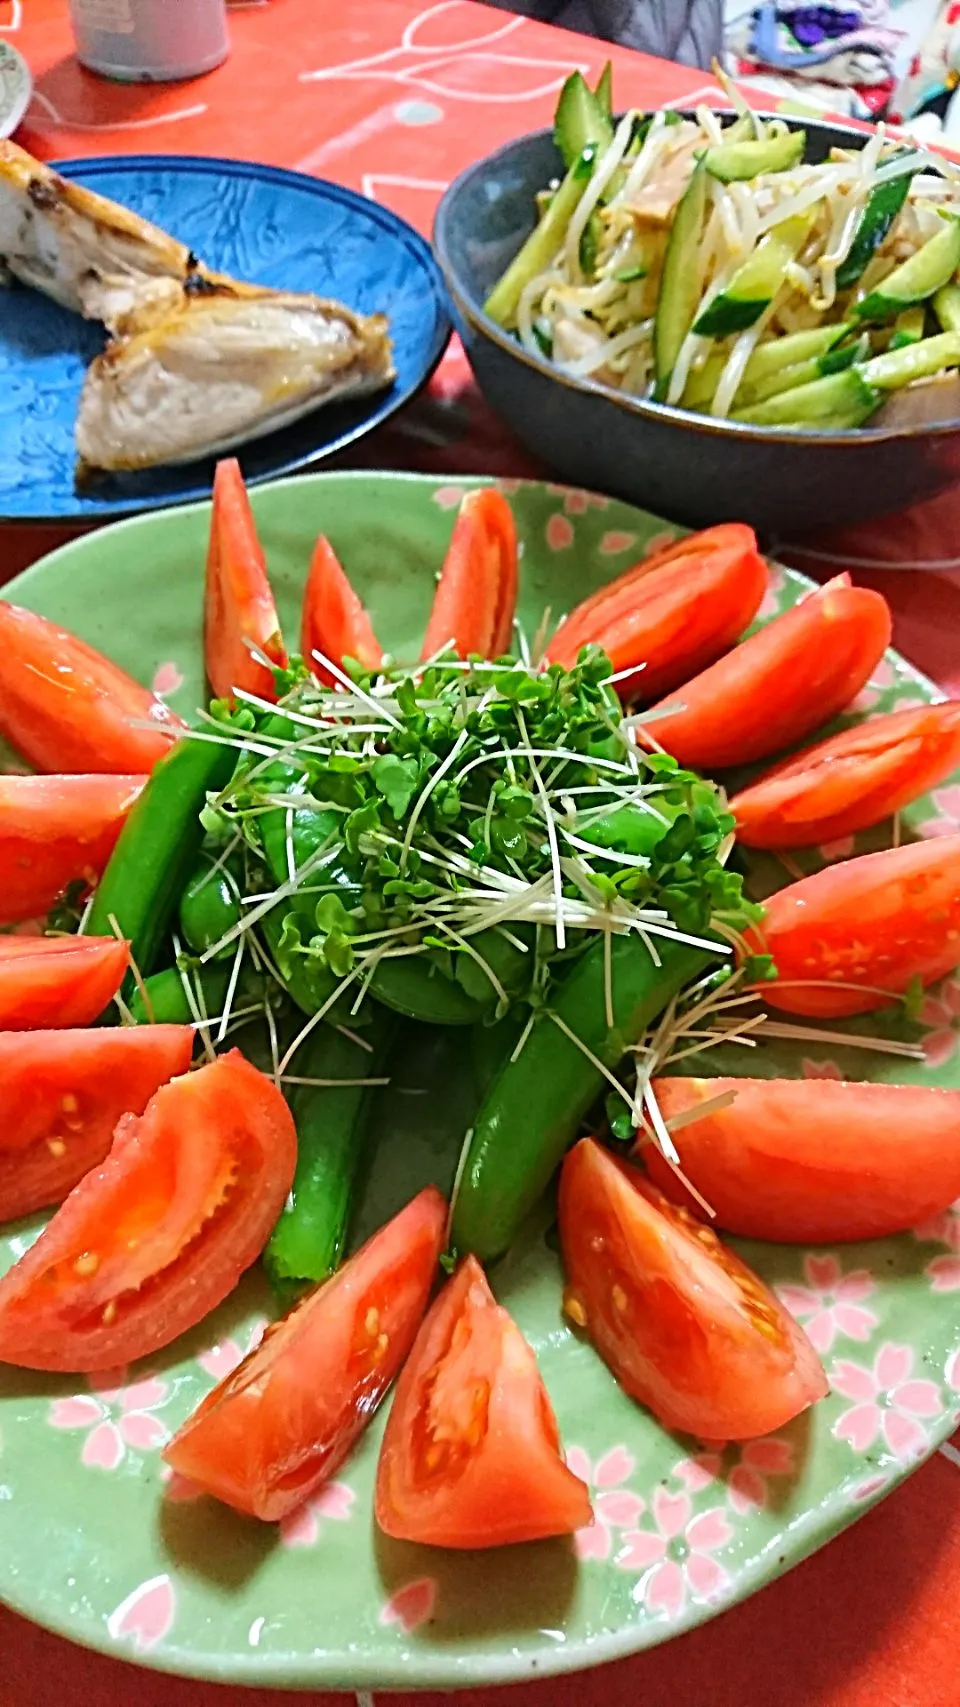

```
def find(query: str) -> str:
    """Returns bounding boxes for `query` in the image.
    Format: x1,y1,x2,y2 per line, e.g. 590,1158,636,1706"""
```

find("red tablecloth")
3,4,960,1704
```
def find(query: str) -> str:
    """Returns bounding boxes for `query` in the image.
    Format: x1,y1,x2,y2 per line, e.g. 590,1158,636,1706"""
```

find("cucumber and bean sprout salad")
485,68,960,429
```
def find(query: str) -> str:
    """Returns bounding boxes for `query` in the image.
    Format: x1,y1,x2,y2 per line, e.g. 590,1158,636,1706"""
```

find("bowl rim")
433,109,960,447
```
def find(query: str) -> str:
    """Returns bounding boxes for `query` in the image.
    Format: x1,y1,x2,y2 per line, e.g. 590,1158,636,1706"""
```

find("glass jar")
68,0,230,84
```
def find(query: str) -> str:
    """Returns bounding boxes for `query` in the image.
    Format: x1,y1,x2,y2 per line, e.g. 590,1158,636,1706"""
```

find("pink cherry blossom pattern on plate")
616,1488,733,1616
151,660,183,698
757,569,788,623
196,1318,268,1383
802,1057,843,1081
850,1473,890,1504
431,484,466,510
674,1437,795,1514
279,1480,355,1549
379,1577,437,1634
915,782,960,840
915,1200,960,1291
48,1372,171,1471
565,1444,645,1561
831,1342,943,1462
818,835,857,862
778,1254,878,1355
847,656,897,714
598,530,638,555
915,978,960,1069
106,1573,176,1651
545,513,574,552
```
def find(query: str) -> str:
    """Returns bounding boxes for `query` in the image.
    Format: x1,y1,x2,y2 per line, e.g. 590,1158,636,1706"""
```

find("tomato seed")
74,1252,99,1276
365,1307,380,1337
611,1284,629,1313
101,1301,117,1325
46,1138,67,1158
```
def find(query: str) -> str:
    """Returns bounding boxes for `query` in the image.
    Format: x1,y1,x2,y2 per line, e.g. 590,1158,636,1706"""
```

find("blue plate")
0,155,451,523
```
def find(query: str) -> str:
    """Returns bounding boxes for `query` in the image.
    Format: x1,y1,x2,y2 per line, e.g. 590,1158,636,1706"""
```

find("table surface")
3,3,960,1705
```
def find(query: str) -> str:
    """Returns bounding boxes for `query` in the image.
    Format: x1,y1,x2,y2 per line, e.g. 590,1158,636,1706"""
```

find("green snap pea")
264,1007,397,1299
451,933,714,1262
85,732,236,976
126,962,231,1027
179,855,243,958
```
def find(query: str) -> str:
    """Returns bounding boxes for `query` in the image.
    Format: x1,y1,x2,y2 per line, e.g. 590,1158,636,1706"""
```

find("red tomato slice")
0,773,145,925
0,1050,296,1372
558,1138,827,1440
647,1076,960,1242
750,834,960,1016
375,1253,591,1549
639,576,892,770
420,489,518,662
300,534,383,686
0,935,129,1030
0,1025,194,1222
731,703,960,848
546,524,768,702
164,1186,446,1521
204,458,288,703
0,602,183,775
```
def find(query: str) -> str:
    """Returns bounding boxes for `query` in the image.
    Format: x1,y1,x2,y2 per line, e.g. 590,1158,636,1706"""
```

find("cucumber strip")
484,145,596,328
554,71,613,171
702,129,804,183
854,218,960,322
933,281,960,333
694,209,817,338
732,367,880,425
738,336,865,405
680,347,727,410
862,329,960,389
654,161,708,398
739,324,848,384
594,60,613,120
835,172,914,291
890,304,927,349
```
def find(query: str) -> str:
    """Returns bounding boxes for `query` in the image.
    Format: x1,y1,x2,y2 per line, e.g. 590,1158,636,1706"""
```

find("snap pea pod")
260,790,531,1025
451,933,714,1262
85,732,235,976
126,962,232,1027
179,854,243,958
264,1007,397,1299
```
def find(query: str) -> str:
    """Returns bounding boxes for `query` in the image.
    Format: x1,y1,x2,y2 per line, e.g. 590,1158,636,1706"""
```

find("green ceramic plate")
1,473,958,1691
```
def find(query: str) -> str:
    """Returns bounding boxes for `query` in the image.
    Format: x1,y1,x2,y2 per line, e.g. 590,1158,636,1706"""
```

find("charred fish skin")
0,139,196,320
75,284,396,473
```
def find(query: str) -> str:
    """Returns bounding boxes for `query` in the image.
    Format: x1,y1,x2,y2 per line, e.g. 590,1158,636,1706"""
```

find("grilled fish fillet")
76,278,395,471
2,140,397,472
0,138,196,322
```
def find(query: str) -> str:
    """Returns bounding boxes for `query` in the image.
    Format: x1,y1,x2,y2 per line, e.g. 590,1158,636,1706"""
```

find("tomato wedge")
546,524,768,702
420,488,518,662
164,1187,446,1521
0,1050,296,1372
204,458,288,702
0,1025,194,1223
0,602,183,775
301,534,383,686
0,773,145,925
750,834,960,1016
639,575,892,770
375,1254,591,1549
0,935,129,1030
558,1139,827,1440
731,703,960,848
647,1076,960,1242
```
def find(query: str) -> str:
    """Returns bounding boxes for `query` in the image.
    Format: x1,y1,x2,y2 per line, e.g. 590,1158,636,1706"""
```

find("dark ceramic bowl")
433,114,960,536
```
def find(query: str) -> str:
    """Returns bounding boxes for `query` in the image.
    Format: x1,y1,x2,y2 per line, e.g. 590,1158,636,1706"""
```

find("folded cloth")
888,0,960,120
728,0,903,82
480,0,725,67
